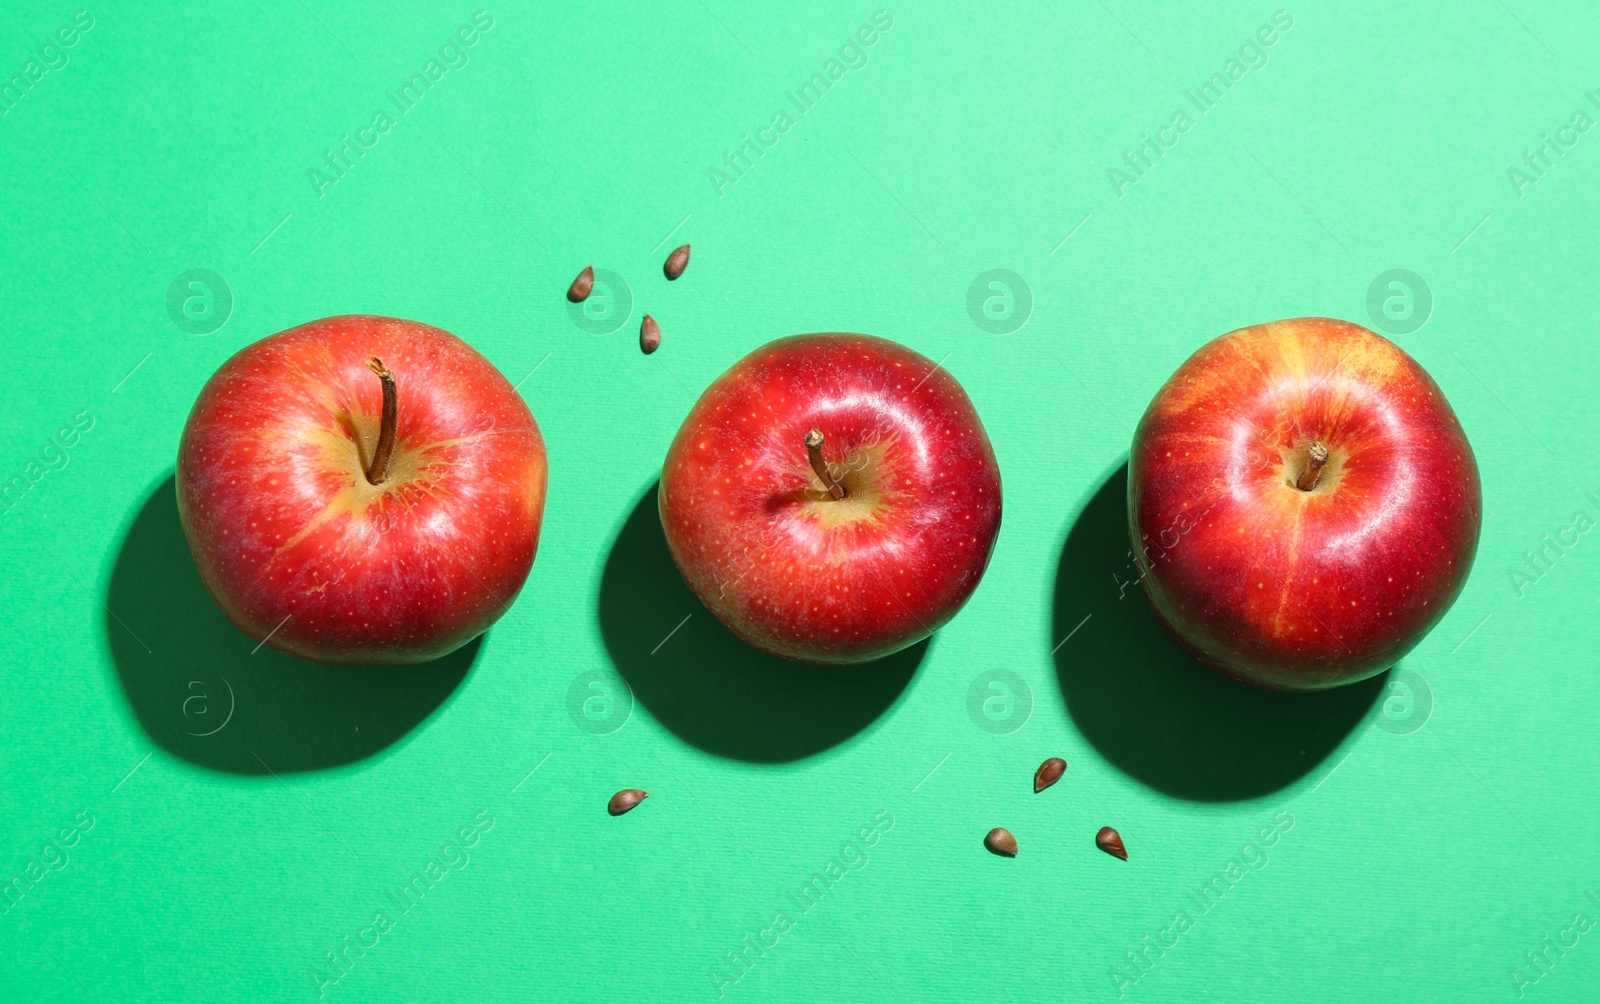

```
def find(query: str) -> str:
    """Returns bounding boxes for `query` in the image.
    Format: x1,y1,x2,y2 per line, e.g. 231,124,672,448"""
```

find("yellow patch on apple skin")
253,408,471,572
523,438,549,520
1267,496,1306,640
259,484,365,571
1150,318,1409,421
252,399,546,578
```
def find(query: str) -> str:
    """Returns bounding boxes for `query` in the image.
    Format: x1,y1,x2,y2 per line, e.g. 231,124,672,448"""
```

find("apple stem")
805,429,847,501
1295,442,1329,492
365,357,397,486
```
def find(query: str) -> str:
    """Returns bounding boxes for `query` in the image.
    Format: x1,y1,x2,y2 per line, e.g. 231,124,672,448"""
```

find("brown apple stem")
1295,442,1329,492
365,357,397,485
805,429,847,501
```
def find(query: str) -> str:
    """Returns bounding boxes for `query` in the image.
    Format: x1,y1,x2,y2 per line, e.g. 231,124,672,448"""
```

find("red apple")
659,333,1002,664
1129,317,1481,690
176,315,547,664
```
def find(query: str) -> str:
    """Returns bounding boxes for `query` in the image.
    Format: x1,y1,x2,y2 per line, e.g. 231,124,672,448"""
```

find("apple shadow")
105,475,479,775
598,483,924,763
1052,462,1384,801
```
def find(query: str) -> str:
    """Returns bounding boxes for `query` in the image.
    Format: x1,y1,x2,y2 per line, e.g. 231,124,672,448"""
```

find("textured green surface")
2,2,1597,1001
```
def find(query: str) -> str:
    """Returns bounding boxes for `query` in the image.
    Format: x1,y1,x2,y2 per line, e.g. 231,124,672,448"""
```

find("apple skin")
1128,317,1481,691
659,333,1002,664
176,315,547,665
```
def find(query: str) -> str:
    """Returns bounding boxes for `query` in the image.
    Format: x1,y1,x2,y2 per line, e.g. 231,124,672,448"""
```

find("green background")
2,1,1596,1000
